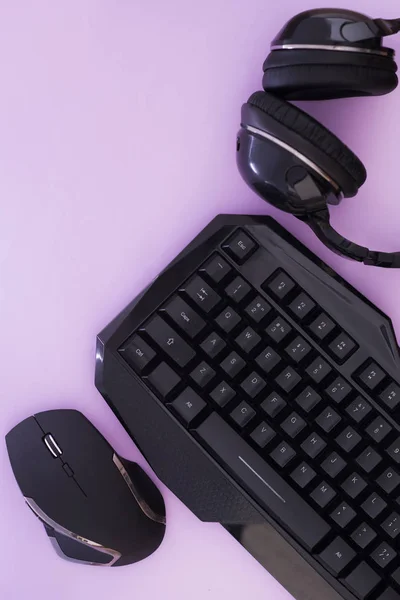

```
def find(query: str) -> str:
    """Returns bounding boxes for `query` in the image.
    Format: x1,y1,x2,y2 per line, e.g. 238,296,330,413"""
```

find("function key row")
221,229,258,265
263,269,358,365
356,360,400,413
262,269,400,419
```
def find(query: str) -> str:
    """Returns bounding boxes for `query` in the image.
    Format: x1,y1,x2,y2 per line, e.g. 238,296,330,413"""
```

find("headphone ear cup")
247,91,366,195
263,51,398,100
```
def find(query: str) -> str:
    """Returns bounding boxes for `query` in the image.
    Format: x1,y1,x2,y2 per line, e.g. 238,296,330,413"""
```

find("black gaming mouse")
5,409,166,566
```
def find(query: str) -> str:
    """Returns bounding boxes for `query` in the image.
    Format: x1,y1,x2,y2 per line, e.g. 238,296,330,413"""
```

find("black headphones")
237,8,400,268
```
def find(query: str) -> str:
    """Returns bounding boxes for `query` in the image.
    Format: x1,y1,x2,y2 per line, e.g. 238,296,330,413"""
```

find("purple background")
1,1,400,598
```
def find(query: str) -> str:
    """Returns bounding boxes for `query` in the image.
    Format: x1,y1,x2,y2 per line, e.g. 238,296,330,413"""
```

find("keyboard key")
235,327,261,353
285,336,312,363
250,422,276,448
144,315,196,367
325,378,353,404
336,426,362,453
170,388,206,425
362,493,387,519
356,447,382,473
346,396,372,423
382,513,400,539
220,352,246,378
230,401,256,429
210,381,235,408
377,468,400,494
392,569,400,588
380,382,400,410
215,307,241,333
241,372,266,398
321,452,346,478
306,357,332,384
309,313,336,340
225,276,252,304
344,562,381,600
318,537,356,576
120,334,156,372
201,254,232,283
291,462,316,488
270,441,296,467
366,416,392,444
223,230,257,264
359,362,386,390
190,361,216,388
266,317,292,343
201,332,226,358
289,293,316,320
266,270,296,300
316,407,341,433
182,275,221,313
387,439,400,464
281,412,306,438
310,481,336,508
341,473,367,499
147,362,181,397
371,543,397,569
260,392,287,418
163,295,206,338
378,589,400,600
301,433,326,458
328,332,357,363
330,502,356,528
295,387,321,413
196,412,331,551
351,523,377,548
245,296,272,323
256,347,282,374
275,366,301,393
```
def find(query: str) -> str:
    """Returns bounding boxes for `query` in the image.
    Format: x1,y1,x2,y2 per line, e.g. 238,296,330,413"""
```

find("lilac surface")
1,1,400,598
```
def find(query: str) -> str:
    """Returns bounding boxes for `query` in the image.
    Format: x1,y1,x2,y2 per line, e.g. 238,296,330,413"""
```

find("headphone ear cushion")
263,62,398,100
248,91,366,191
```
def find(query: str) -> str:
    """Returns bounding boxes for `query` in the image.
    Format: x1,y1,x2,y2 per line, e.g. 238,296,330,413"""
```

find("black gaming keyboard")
96,215,400,600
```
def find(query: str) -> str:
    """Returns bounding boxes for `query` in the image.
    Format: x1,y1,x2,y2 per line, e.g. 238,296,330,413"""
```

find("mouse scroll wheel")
43,434,63,458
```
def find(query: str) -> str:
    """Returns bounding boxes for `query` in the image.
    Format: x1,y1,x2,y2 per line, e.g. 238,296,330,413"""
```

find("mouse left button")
6,417,46,484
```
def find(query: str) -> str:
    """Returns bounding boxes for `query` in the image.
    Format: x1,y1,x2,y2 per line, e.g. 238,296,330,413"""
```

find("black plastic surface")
95,215,400,599
6,409,166,566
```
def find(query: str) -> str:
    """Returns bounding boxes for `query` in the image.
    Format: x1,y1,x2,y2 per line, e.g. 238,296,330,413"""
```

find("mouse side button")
115,456,166,524
50,531,115,565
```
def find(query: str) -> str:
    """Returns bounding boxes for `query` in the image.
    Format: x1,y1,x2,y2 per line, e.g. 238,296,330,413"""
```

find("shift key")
196,413,331,551
143,315,196,368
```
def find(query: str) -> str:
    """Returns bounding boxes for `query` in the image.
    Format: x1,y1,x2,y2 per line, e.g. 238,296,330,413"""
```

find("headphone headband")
306,211,400,269
342,17,400,43
270,44,392,58
237,9,400,268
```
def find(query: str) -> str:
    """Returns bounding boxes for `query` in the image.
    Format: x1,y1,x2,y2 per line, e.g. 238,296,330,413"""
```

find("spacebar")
196,412,331,551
